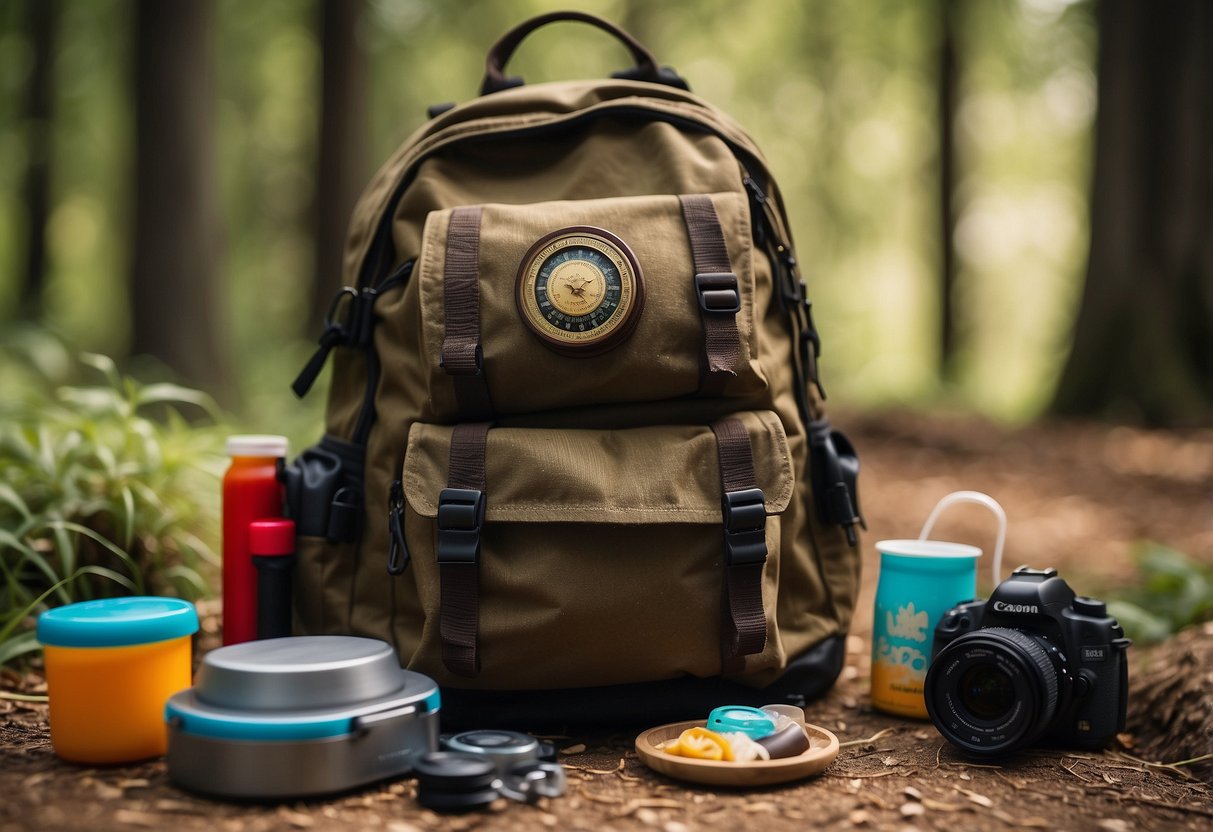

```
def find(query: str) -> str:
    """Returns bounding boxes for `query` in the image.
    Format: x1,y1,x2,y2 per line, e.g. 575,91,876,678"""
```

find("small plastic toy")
706,705,776,739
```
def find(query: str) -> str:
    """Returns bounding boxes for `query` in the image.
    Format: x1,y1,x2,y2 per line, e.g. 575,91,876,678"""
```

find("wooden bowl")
634,720,839,787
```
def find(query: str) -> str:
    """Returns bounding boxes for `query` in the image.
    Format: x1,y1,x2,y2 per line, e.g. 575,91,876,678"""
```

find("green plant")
0,341,224,668
1107,544,1213,645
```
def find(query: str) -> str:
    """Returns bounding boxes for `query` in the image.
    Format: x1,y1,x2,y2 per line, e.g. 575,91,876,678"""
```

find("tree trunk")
131,0,226,392
937,0,959,381
311,0,368,334
1052,0,1213,425
18,0,57,320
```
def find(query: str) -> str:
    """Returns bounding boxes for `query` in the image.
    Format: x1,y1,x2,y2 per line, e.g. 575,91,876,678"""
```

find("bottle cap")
226,435,289,458
249,519,296,556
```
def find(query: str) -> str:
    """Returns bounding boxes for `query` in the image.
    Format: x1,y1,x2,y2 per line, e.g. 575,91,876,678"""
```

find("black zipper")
387,479,410,574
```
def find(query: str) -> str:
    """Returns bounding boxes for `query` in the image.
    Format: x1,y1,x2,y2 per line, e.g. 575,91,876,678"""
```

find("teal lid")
37,597,199,648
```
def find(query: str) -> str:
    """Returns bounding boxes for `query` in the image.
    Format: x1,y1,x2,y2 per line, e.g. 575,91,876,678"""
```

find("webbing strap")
438,422,490,677
680,195,742,388
440,207,493,420
711,418,768,667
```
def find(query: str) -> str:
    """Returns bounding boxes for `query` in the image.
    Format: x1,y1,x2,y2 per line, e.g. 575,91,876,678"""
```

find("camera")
925,567,1131,757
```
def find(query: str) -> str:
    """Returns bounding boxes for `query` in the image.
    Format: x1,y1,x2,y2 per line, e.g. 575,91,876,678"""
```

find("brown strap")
711,418,768,667
438,422,490,677
441,207,493,420
680,195,742,387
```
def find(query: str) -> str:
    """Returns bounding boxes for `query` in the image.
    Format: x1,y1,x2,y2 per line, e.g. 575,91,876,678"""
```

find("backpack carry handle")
480,11,688,95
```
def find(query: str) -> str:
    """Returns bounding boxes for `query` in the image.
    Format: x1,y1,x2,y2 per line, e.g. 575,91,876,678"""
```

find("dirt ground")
3,411,1213,832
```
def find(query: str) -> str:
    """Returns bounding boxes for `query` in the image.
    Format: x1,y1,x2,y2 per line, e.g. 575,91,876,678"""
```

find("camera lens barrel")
925,627,1063,756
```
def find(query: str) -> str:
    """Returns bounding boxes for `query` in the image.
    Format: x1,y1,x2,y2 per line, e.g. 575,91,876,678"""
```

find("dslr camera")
925,567,1131,757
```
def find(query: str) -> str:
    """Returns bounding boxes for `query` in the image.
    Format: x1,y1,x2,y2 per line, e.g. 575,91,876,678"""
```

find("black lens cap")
413,752,499,812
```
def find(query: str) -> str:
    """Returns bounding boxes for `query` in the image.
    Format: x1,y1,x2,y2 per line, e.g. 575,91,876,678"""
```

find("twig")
838,727,897,749
1061,761,1094,783
828,768,918,780
1163,753,1213,768
1110,751,1198,780
1114,793,1213,819
0,691,48,703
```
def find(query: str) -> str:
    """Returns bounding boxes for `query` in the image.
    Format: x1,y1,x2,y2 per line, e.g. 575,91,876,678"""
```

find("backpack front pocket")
394,411,794,689
412,192,768,420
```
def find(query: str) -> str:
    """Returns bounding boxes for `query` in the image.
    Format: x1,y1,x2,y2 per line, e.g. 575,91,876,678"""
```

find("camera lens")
958,664,1016,721
925,627,1064,757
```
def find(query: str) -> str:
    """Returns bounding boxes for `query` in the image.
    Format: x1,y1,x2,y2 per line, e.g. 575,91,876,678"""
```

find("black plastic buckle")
695,272,741,314
437,488,485,564
721,487,767,566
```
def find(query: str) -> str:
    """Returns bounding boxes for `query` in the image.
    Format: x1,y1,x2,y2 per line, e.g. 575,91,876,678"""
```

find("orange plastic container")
37,597,199,763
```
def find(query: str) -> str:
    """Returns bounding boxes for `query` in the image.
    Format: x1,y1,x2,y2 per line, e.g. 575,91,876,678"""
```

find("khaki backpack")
286,11,863,722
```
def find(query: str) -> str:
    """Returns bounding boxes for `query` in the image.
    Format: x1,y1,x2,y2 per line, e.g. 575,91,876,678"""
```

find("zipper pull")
387,480,410,575
291,325,345,398
292,287,360,398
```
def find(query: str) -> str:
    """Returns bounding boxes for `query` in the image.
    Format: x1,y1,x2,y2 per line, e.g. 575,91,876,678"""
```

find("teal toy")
706,705,776,739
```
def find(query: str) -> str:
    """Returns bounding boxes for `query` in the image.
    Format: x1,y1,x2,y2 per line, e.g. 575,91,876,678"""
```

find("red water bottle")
222,436,287,645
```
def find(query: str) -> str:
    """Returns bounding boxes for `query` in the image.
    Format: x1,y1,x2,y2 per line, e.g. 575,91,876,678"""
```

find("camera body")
925,566,1131,757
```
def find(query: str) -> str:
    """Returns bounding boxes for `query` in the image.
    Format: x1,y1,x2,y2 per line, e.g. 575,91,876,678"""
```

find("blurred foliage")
0,0,1096,425
0,329,223,668
1108,544,1213,645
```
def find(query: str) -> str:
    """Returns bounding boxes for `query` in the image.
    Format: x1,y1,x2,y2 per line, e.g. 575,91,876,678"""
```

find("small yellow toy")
661,727,735,761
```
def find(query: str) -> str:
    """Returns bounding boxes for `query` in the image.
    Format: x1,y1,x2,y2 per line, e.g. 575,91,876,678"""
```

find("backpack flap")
396,410,793,690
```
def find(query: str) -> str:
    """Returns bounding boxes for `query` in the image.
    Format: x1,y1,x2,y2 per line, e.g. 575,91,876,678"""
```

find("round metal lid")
194,636,406,711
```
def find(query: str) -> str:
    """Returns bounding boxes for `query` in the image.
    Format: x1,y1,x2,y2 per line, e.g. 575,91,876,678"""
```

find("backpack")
285,11,863,724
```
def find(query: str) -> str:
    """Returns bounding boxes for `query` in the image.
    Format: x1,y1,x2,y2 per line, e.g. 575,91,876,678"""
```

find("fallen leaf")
277,808,314,828
957,788,994,808
635,808,659,826
152,800,195,812
744,801,778,813
922,798,968,813
113,810,158,828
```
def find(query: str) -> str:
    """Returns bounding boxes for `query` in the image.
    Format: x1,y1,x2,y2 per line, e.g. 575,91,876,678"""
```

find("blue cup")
870,491,1006,719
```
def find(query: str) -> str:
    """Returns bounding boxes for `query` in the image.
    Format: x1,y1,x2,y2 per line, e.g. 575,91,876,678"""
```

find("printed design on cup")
885,603,928,642
872,603,931,710
871,599,940,718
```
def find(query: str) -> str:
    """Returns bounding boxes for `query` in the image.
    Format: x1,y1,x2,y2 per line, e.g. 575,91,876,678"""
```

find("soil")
3,411,1212,832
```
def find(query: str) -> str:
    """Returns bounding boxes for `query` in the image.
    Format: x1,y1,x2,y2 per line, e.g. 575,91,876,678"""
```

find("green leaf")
1106,600,1174,645
0,529,71,605
80,352,122,390
0,631,41,669
136,383,222,421
45,521,145,595
0,484,32,523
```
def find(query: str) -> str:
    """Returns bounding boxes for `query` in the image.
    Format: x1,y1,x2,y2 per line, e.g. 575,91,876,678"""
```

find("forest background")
0,0,1210,661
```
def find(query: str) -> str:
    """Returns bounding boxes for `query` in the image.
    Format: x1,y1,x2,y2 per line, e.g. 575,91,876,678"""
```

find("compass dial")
516,226,645,356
